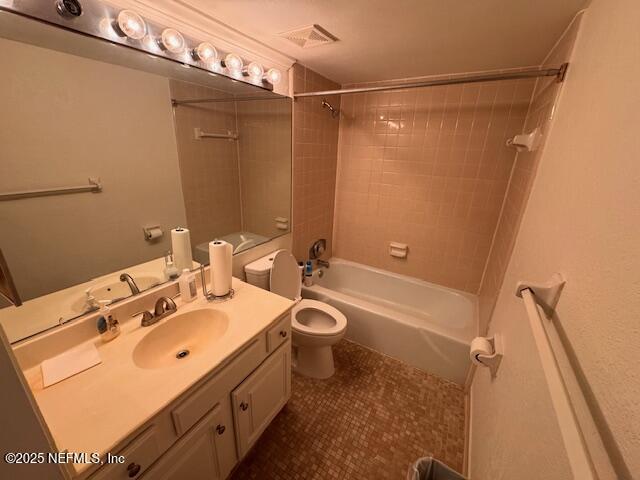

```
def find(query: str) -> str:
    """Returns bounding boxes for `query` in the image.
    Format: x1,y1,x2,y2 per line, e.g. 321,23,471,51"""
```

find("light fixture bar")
294,64,569,98
0,1,280,91
172,95,286,106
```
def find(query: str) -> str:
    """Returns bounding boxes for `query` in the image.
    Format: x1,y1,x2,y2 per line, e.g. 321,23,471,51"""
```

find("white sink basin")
132,309,229,369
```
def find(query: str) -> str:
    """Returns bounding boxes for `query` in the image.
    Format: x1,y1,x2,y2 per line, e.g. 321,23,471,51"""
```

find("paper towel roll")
209,240,232,296
171,228,193,272
469,337,493,366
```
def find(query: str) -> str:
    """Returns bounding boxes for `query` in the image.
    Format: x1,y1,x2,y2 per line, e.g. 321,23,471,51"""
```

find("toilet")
244,250,347,379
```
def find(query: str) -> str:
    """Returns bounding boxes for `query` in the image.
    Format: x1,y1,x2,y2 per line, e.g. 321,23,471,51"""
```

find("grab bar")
193,127,238,141
0,177,102,201
517,278,596,480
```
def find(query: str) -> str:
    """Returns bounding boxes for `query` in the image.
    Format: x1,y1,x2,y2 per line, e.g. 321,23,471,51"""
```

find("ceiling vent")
278,24,338,49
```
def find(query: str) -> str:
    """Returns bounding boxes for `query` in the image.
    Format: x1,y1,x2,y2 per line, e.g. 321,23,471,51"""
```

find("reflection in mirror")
0,13,291,343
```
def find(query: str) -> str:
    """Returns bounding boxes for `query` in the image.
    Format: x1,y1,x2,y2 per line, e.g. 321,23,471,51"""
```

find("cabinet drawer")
90,427,159,480
266,314,291,353
172,336,265,436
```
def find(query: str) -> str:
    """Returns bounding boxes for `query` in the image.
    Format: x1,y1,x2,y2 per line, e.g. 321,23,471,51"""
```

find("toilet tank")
243,250,282,290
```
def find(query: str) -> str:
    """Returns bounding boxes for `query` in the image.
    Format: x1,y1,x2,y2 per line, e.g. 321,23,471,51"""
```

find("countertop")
22,278,294,476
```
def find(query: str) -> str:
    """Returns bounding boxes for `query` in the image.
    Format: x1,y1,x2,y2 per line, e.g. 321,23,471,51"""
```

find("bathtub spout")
317,259,330,268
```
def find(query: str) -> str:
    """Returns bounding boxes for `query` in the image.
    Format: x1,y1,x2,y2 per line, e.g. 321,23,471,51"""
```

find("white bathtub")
302,258,477,384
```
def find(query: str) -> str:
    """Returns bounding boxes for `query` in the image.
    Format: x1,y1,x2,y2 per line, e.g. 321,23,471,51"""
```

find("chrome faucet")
316,259,330,268
154,296,177,318
138,296,177,327
119,273,140,295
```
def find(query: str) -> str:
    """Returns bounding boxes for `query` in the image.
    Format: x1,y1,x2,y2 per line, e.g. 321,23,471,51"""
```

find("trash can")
406,456,467,480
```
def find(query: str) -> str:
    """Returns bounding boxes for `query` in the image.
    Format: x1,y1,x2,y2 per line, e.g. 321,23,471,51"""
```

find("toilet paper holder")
472,334,503,378
143,225,163,241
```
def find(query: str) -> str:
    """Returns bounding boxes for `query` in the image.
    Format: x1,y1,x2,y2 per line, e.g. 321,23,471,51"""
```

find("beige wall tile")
333,74,534,293
291,64,341,261
476,20,581,333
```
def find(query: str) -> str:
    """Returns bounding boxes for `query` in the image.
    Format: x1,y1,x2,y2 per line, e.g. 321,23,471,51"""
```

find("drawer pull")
240,401,249,411
127,462,141,478
216,424,226,435
279,330,287,338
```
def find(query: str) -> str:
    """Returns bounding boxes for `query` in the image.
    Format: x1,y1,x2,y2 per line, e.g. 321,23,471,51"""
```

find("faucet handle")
139,310,154,327
154,296,177,316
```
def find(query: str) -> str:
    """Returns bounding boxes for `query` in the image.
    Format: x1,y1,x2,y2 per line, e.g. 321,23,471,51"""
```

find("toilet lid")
270,250,301,301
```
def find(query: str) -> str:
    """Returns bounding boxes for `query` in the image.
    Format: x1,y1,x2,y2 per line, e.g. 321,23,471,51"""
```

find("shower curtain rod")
294,63,569,98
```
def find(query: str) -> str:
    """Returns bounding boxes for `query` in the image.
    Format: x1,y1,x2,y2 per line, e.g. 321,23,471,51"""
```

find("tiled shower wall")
291,64,341,261
172,81,292,249
237,98,292,239
333,74,536,293
477,17,582,333
170,80,241,247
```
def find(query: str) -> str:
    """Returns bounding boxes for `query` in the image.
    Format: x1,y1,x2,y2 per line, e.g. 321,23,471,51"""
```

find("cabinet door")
142,400,236,480
232,340,291,457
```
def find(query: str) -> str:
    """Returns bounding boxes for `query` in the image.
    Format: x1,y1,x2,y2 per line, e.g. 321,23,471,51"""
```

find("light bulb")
142,34,159,53
224,53,243,72
116,10,146,40
265,68,282,85
99,18,118,39
208,61,224,73
193,42,217,63
246,61,264,79
161,28,185,54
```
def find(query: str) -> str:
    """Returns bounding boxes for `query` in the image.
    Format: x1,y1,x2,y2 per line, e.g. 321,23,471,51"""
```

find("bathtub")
302,258,477,384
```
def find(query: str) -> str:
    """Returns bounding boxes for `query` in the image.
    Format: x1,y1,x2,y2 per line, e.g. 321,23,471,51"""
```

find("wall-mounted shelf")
0,178,102,201
194,128,238,141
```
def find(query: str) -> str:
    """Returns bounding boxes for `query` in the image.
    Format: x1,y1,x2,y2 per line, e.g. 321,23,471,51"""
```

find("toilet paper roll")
209,240,232,296
145,227,163,241
171,228,193,272
469,337,493,366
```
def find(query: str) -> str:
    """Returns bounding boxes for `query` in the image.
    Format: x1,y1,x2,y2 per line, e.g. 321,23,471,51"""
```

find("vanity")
15,277,294,479
0,3,296,478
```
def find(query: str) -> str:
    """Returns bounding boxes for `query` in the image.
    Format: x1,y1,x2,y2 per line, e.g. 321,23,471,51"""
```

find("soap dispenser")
163,251,179,280
96,301,120,342
179,268,197,302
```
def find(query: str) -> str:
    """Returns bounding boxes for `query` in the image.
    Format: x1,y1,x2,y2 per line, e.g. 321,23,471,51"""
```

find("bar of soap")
41,343,102,388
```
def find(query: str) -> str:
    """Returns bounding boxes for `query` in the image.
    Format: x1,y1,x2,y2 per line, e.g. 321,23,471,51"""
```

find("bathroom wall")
291,64,341,261
476,17,582,334
236,98,292,239
333,74,535,292
471,1,639,478
170,80,242,248
0,38,186,302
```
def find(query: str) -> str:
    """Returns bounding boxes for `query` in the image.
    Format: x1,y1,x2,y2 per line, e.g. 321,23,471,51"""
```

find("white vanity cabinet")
232,341,291,457
85,312,292,480
141,400,235,480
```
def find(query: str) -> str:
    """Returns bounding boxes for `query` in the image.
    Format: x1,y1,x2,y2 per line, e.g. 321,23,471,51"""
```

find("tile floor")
231,340,466,479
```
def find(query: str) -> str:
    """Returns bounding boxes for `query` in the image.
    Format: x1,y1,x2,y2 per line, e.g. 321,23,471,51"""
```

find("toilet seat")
292,299,347,337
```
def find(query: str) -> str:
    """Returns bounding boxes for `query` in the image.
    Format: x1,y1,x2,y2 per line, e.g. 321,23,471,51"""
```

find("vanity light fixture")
265,68,282,85
38,1,275,88
222,53,244,73
245,61,264,79
115,10,146,40
160,28,185,54
193,42,217,63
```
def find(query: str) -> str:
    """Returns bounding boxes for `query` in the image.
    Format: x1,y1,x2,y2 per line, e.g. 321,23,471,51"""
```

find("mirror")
0,11,292,343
